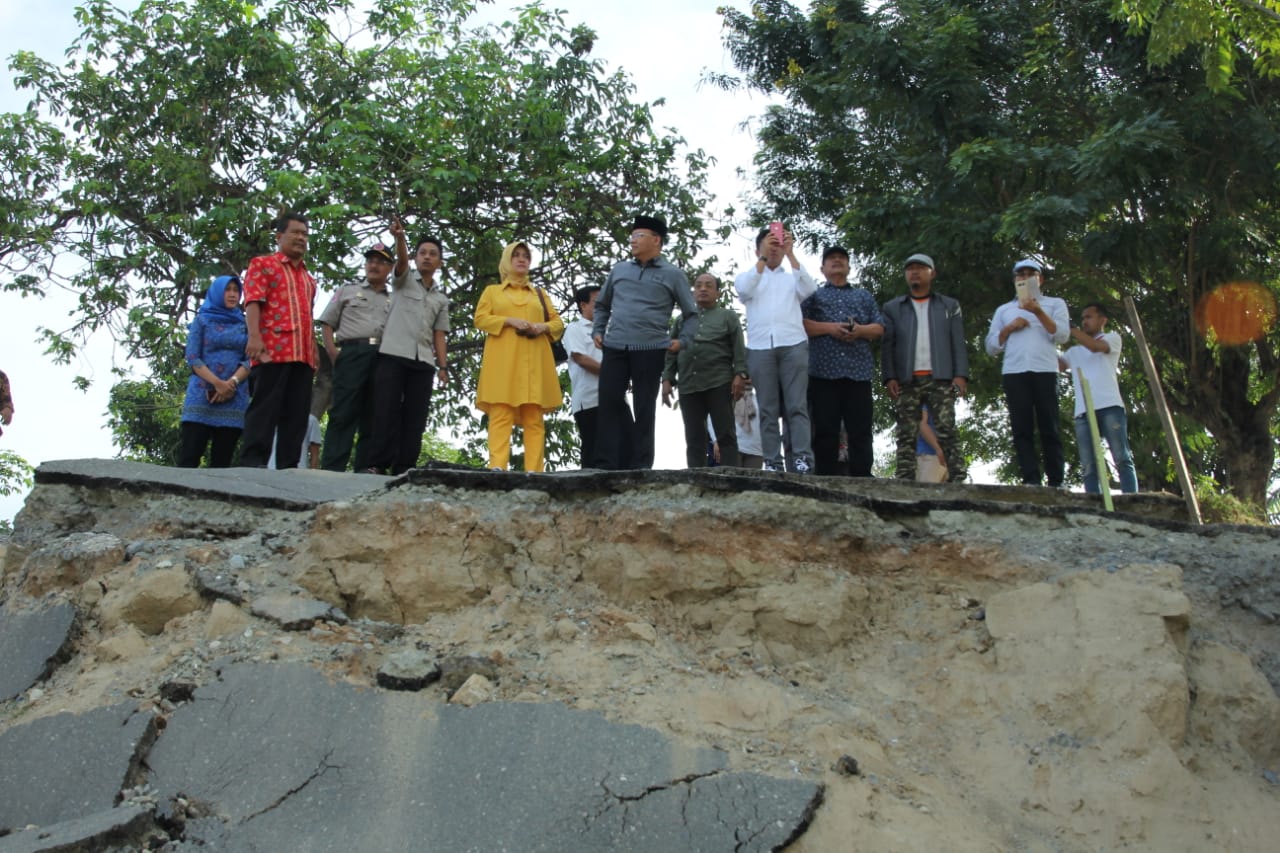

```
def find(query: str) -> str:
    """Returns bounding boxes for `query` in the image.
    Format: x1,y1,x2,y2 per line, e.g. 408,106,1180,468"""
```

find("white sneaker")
793,458,812,474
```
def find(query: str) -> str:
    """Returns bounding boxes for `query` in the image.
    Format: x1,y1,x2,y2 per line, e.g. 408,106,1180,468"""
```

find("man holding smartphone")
734,224,819,473
801,246,884,476
984,258,1070,487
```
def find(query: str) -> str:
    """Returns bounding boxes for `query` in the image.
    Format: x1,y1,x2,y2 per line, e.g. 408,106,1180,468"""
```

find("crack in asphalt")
242,749,341,823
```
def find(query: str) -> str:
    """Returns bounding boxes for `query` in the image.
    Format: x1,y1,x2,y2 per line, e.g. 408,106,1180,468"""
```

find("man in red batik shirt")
238,212,317,469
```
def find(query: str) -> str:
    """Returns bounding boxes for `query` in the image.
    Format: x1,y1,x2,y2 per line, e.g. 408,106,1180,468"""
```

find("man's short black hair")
273,212,308,233
415,235,443,255
755,226,772,250
1082,302,1109,319
574,285,601,306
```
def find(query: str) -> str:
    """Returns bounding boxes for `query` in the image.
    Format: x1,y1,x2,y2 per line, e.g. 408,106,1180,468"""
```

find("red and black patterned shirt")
242,251,317,367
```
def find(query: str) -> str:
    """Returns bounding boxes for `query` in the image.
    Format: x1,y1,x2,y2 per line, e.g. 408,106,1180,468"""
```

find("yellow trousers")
487,402,545,471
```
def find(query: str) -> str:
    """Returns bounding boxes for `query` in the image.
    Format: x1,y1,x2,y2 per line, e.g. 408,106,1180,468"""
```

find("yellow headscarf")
498,241,532,286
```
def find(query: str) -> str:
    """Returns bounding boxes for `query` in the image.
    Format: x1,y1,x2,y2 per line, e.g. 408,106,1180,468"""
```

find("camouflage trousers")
894,378,966,482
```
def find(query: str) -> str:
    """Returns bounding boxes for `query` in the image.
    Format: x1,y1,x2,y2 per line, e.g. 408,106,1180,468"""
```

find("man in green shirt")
661,273,748,468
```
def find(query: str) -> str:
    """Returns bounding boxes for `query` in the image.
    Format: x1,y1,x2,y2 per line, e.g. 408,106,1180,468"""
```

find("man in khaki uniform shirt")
366,224,451,474
317,240,396,471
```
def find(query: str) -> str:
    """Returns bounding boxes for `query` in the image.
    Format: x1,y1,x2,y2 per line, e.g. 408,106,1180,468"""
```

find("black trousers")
368,354,435,474
239,362,314,469
677,383,739,469
574,405,601,469
321,342,379,471
1002,371,1064,486
597,347,663,470
178,422,241,468
809,377,874,476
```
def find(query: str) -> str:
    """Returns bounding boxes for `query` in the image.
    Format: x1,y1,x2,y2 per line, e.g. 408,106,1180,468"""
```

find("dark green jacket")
663,305,748,394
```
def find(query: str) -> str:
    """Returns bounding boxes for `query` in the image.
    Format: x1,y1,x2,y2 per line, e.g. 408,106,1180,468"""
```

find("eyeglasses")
629,231,655,242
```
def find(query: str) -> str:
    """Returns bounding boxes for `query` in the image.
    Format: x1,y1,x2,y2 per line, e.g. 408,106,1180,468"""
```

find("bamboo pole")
1080,374,1114,512
1122,295,1202,524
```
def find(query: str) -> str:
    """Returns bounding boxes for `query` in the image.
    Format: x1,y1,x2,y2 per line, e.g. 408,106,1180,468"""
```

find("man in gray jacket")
881,253,969,481
592,214,696,469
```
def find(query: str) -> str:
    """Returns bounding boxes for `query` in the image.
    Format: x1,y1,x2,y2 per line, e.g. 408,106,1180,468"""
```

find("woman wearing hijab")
474,241,565,471
178,275,251,467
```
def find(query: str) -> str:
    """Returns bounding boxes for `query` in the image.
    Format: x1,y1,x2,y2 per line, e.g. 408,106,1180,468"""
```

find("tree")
0,449,34,533
717,0,1280,505
1112,0,1280,92
1,0,720,469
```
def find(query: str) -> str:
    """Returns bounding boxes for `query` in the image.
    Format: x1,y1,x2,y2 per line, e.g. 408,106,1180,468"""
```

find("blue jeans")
1074,406,1138,493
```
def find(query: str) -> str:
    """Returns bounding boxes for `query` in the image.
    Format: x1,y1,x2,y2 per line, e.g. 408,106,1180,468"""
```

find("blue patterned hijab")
199,275,245,325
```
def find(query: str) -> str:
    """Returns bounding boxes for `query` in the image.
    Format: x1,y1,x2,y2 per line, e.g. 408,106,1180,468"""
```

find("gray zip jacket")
880,291,969,383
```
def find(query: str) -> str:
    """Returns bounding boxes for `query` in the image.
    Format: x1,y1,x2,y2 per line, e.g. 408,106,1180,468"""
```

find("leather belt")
337,337,380,346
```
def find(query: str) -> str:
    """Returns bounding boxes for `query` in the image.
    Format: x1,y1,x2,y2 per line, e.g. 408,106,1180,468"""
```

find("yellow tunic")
474,281,565,422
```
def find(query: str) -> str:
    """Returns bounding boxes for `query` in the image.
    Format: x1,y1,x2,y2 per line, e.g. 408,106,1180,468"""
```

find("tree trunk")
1179,344,1278,507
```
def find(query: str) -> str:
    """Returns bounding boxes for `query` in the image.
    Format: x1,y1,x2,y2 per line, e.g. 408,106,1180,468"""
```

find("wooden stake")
1122,295,1202,524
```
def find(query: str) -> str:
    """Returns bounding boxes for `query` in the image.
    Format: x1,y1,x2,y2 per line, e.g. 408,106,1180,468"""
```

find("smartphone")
769,221,785,245
1015,274,1042,305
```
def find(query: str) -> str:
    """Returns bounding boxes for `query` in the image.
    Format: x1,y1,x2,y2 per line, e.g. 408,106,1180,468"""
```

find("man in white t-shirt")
565,285,618,468
1059,303,1138,493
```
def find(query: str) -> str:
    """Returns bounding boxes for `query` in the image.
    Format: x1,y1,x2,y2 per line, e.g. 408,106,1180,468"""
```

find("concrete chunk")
249,593,347,631
0,804,152,853
148,663,822,851
0,703,154,834
0,603,76,702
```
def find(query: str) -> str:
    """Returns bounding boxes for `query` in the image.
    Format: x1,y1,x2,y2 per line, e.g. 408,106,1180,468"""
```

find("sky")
0,0,815,523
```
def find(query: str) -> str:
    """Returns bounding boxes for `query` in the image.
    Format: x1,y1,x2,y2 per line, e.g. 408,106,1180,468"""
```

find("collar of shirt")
411,270,439,290
272,251,309,272
628,255,666,269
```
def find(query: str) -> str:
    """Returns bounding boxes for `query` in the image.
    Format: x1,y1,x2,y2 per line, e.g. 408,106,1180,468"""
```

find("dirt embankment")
2,465,1278,851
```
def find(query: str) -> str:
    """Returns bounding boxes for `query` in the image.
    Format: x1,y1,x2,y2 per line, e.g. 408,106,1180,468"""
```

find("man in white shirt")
985,259,1070,487
734,226,818,473
565,285,614,468
1059,303,1139,493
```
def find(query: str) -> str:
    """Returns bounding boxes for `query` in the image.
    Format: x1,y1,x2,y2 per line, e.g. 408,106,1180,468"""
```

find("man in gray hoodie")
592,214,696,469
881,253,969,482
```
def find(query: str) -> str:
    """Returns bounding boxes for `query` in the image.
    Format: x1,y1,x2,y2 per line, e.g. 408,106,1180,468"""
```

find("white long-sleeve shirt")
734,263,818,350
985,295,1069,373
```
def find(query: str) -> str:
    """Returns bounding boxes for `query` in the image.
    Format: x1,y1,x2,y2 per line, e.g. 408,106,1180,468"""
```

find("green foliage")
0,449,34,498
1,0,715,469
717,0,1280,502
1112,0,1280,92
107,377,184,465
1194,474,1268,525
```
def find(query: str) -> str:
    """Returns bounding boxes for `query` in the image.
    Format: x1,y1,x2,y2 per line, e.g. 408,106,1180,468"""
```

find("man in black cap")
592,214,696,469
801,246,884,476
881,253,969,481
316,234,399,471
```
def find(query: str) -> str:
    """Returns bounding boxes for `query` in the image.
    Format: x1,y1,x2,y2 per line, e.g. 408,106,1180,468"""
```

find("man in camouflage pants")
880,253,969,482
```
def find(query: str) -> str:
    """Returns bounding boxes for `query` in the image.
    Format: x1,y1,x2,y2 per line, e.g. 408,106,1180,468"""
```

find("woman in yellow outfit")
474,241,565,471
